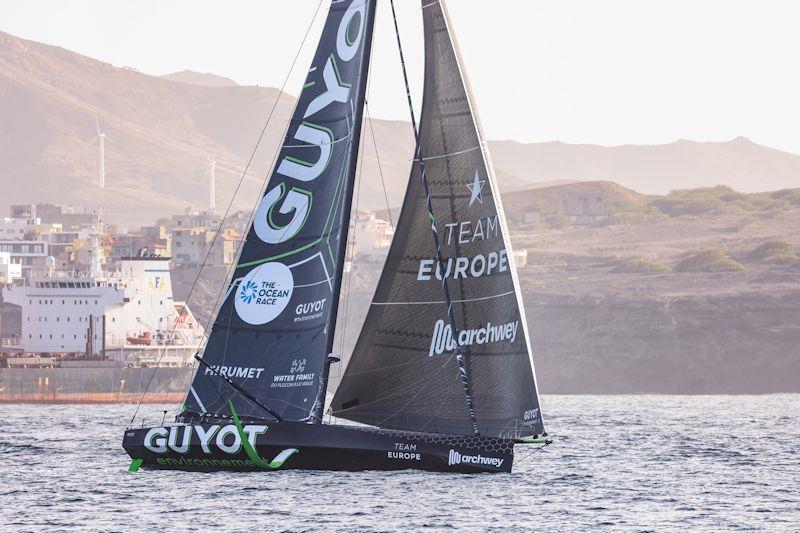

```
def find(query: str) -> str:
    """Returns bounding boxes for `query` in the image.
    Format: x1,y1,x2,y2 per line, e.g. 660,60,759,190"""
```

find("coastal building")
171,227,239,266
171,228,209,265
0,239,48,278
513,249,528,268
0,217,40,239
10,203,93,230
350,211,394,260
0,252,22,283
560,192,608,225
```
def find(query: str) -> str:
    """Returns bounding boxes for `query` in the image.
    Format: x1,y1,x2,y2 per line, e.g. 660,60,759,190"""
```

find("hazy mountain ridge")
159,70,239,87
2,30,799,228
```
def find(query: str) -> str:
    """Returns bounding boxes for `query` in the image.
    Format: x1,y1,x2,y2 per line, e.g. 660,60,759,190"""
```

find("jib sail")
182,0,377,422
331,0,545,438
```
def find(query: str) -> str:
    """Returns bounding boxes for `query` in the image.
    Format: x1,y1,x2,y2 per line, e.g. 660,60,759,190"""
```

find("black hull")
123,421,515,474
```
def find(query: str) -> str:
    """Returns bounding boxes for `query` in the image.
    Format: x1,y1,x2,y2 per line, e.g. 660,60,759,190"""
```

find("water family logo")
448,449,504,468
239,280,259,304
428,319,519,357
235,262,294,325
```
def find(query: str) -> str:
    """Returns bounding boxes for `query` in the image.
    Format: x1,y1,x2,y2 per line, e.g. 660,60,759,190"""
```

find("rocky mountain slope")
3,30,800,227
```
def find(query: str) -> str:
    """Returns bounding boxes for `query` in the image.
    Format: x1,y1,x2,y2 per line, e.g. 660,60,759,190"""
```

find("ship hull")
123,421,515,474
0,366,192,404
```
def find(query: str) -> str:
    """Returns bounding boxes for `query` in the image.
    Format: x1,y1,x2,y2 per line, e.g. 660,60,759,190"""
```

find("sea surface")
1,395,798,531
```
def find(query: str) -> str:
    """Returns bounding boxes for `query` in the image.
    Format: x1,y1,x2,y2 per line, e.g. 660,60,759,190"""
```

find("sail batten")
182,0,377,423
331,0,545,438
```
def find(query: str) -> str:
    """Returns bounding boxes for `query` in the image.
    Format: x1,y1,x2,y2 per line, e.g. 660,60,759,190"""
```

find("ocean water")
1,395,798,531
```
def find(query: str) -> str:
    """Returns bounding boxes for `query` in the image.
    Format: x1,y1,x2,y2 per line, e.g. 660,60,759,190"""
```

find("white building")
0,251,22,283
0,239,48,278
0,217,39,239
513,249,528,268
350,211,394,260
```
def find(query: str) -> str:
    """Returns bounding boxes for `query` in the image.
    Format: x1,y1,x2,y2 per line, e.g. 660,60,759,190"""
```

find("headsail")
182,0,377,422
331,0,545,438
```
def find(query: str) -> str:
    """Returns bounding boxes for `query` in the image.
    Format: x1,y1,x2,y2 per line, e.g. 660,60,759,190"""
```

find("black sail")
331,0,545,438
183,0,376,422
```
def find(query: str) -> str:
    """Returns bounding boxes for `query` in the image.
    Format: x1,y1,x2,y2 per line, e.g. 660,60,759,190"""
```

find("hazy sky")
2,0,799,154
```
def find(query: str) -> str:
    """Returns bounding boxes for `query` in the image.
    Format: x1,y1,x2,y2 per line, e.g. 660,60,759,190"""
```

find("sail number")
254,0,367,245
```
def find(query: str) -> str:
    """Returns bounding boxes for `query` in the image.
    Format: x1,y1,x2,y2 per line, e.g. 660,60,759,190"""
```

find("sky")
1,0,799,154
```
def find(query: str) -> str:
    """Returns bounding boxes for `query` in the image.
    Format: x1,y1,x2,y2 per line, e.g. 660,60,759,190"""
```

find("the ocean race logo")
235,262,294,325
447,449,504,468
428,319,519,357
253,0,367,245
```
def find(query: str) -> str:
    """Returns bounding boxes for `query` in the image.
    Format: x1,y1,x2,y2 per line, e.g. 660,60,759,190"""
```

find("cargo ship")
0,231,202,403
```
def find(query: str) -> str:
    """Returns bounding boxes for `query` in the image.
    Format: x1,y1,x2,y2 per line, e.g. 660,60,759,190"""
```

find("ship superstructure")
2,252,204,365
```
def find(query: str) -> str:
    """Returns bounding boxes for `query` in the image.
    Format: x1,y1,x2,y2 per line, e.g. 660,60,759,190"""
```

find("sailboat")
123,0,549,474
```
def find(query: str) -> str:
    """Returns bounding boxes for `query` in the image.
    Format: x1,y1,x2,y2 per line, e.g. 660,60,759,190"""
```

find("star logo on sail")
467,170,486,206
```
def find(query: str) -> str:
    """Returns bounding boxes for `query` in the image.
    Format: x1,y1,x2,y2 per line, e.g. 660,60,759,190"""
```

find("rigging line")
389,0,479,435
194,355,284,422
132,0,325,425
413,145,482,162
334,33,378,393
365,101,395,229
335,123,364,363
189,0,330,408
362,97,423,353
513,442,550,467
372,290,515,306
173,28,323,425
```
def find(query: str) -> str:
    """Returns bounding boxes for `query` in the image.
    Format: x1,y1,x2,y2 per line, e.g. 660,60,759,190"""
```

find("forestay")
331,0,545,438
182,0,376,422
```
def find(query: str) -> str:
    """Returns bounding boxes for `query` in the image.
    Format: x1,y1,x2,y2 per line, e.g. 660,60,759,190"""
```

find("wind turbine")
90,118,107,188
208,158,216,214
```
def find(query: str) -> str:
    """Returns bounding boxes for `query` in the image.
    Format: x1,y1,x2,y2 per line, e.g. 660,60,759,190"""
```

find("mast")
312,0,377,423
389,0,478,434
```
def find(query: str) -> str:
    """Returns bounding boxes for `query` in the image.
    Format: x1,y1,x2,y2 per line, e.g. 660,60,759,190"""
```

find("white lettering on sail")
276,123,334,182
417,249,508,281
443,216,499,245
336,0,366,61
304,58,351,119
253,0,367,245
254,184,312,244
203,366,266,380
428,319,519,357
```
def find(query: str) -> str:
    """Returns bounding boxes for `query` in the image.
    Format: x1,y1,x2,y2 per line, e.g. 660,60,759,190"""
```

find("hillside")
490,138,800,195
3,31,800,227
159,70,239,87
170,182,800,394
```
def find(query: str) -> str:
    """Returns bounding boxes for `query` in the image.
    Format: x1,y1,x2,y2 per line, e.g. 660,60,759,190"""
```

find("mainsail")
331,0,545,438
183,0,377,422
